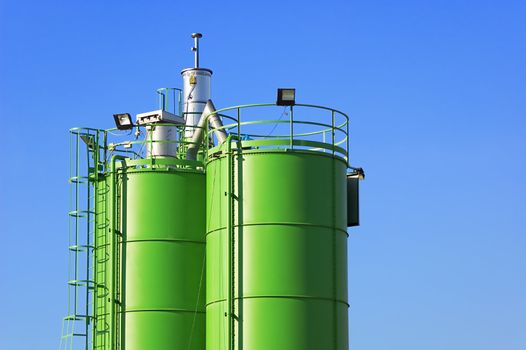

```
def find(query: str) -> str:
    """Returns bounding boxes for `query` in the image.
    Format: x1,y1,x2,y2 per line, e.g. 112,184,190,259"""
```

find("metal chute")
186,99,228,160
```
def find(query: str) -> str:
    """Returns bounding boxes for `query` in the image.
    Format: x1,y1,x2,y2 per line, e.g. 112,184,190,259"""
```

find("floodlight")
113,113,134,130
276,88,296,106
349,167,365,180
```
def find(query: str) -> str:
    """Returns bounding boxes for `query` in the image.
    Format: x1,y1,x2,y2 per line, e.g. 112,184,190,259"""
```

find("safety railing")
88,103,349,167
203,103,350,164
104,124,202,165
156,87,183,116
62,104,349,172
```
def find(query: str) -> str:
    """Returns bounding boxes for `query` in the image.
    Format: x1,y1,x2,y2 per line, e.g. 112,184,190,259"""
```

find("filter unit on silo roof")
60,33,362,350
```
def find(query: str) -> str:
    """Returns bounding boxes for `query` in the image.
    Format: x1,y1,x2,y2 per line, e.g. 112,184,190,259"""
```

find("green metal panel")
206,148,348,350
95,163,206,350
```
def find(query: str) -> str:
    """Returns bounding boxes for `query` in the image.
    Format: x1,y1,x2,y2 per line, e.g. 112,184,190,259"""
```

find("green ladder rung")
61,332,88,338
69,176,90,184
69,244,95,252
68,209,96,217
67,279,96,288
64,314,92,320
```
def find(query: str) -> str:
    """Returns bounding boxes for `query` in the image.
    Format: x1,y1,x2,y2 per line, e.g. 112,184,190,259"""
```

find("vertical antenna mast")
191,32,203,68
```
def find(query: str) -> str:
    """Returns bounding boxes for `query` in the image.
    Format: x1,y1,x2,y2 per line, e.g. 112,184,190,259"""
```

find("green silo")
91,156,207,350
205,104,351,350
118,159,206,350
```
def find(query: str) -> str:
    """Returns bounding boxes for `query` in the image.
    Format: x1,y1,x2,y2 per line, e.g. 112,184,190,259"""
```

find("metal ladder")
93,179,111,350
60,129,104,350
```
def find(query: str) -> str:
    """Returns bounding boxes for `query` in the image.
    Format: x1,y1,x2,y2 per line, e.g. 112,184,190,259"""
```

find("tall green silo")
205,103,356,350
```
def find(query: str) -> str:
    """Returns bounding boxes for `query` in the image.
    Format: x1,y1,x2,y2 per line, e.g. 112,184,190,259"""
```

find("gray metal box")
347,175,360,227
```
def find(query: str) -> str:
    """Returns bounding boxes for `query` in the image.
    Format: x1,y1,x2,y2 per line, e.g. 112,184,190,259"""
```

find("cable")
265,106,289,137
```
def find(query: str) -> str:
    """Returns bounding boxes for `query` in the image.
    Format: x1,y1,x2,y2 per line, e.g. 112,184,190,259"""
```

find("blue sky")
1,1,525,349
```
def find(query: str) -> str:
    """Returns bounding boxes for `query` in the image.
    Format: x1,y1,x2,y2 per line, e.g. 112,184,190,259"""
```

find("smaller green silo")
120,159,206,350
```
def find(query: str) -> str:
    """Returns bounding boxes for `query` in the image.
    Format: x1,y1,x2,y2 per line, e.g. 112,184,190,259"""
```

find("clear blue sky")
1,1,525,349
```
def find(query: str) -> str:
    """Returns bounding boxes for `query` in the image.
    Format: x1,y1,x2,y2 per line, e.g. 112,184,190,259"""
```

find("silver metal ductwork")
186,99,228,160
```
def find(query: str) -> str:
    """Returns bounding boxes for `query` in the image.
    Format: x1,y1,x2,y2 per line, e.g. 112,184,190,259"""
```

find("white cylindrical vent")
181,68,212,139
146,125,178,157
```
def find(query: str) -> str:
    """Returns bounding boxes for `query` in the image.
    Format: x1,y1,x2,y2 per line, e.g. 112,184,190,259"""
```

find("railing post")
151,125,154,164
172,88,176,115
331,110,335,156
103,130,108,165
178,90,183,117
290,105,294,149
75,132,80,315
346,114,349,165
204,119,209,159
237,108,241,140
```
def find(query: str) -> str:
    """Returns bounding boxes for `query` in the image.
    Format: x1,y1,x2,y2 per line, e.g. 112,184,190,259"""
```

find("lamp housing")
276,88,296,106
113,113,134,130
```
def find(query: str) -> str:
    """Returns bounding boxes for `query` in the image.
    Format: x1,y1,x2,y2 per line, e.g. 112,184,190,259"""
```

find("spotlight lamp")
113,113,134,130
276,88,296,106
350,167,365,180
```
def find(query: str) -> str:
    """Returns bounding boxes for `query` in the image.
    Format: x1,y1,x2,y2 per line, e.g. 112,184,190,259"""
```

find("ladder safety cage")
60,128,104,350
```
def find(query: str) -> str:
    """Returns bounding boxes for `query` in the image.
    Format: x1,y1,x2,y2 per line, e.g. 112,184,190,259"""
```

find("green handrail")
201,103,350,164
88,102,349,166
